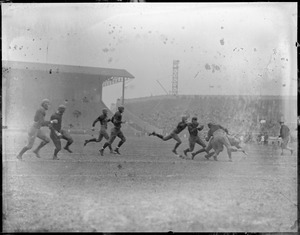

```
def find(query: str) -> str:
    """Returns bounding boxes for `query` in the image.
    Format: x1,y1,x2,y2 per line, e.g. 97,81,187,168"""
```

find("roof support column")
122,77,125,105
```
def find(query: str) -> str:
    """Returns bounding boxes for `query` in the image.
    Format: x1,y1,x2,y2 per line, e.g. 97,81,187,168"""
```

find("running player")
149,115,188,155
99,106,126,156
49,105,74,160
278,121,294,155
183,117,208,159
16,99,57,160
84,108,113,153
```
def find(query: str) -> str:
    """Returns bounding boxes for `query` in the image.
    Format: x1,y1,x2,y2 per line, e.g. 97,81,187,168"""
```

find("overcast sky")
2,3,297,107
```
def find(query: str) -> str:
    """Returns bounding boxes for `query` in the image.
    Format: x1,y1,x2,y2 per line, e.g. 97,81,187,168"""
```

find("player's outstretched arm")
92,117,100,127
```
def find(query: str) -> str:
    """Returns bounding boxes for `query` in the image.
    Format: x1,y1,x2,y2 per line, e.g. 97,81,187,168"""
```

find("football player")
149,115,188,155
99,106,126,155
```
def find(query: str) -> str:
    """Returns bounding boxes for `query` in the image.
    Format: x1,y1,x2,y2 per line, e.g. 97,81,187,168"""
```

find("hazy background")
2,2,297,108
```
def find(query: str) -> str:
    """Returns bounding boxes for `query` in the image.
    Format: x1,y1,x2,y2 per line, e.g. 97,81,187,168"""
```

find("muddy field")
2,130,298,232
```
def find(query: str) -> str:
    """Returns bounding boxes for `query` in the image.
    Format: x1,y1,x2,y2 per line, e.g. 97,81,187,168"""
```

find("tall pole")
122,77,125,105
172,60,179,96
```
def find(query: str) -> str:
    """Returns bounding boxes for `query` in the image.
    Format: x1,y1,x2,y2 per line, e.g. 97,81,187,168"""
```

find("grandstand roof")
2,60,135,79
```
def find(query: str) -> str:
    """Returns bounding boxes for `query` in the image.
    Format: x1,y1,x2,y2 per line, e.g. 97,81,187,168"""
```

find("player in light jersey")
204,123,234,161
16,99,58,160
203,133,248,160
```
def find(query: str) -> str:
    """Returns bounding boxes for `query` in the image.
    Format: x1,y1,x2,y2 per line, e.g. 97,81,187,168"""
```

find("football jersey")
112,111,123,129
173,121,187,134
33,107,50,129
93,114,110,129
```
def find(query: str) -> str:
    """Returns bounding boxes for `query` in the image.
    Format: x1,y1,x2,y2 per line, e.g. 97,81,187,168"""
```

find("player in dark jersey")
149,115,188,155
183,117,208,159
49,105,74,160
16,99,58,160
84,109,113,153
279,121,293,155
99,106,126,156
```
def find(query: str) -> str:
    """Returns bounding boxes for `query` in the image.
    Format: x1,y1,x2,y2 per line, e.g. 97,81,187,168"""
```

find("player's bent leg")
61,130,73,153
33,131,50,158
212,148,222,161
98,134,104,142
184,140,194,157
100,142,111,156
33,141,48,158
64,140,73,153
162,134,172,141
171,134,181,155
84,138,97,146
114,132,126,155
84,131,98,145
193,145,210,159
204,151,215,160
150,132,165,139
53,138,61,160
17,146,31,160
103,132,113,152
100,133,116,156
172,141,182,155
225,144,232,161
17,127,38,160
191,138,207,159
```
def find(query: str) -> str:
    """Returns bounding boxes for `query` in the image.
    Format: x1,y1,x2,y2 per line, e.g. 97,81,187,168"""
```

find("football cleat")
183,149,188,157
191,153,196,160
148,131,155,136
64,146,73,153
16,155,23,161
53,156,59,160
99,149,104,156
114,148,121,155
172,149,177,155
84,140,88,146
33,150,41,158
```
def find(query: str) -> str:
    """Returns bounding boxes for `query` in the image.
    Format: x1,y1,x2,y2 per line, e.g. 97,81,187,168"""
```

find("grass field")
2,129,298,232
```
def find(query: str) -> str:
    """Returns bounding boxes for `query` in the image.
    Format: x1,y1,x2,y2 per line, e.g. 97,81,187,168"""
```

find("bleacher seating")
124,95,297,141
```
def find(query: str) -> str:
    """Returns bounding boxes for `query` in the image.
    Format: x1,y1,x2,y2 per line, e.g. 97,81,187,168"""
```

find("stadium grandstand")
2,60,140,134
123,94,297,142
3,60,297,143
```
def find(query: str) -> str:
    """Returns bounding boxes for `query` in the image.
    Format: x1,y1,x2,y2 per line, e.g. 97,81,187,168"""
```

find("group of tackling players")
149,115,247,161
149,115,294,161
16,98,294,161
